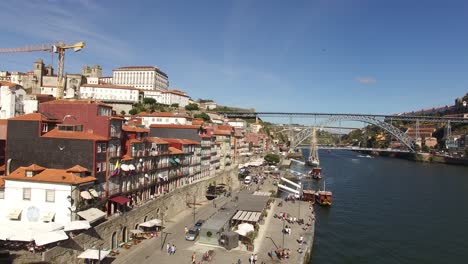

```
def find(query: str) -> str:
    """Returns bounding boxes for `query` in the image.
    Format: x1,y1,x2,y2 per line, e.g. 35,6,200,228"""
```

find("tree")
185,103,199,111
120,110,126,115
171,103,179,108
194,112,211,122
129,108,138,115
421,145,430,153
143,97,156,105
264,153,280,164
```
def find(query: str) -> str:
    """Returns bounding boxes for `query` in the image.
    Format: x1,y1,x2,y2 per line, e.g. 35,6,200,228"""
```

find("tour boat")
308,167,322,180
305,128,320,167
315,181,332,206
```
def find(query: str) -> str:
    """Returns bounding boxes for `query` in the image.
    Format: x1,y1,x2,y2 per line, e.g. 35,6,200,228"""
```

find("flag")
111,160,120,176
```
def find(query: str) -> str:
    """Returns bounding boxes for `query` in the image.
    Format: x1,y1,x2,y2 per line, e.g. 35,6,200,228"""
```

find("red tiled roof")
128,139,142,144
81,84,140,90
217,125,233,131
137,112,191,118
24,164,46,172
9,113,59,122
145,137,169,144
161,138,199,145
169,147,184,155
41,99,111,107
122,125,149,133
42,128,108,141
66,165,89,173
122,154,133,161
213,130,231,136
0,81,18,88
163,90,189,97
6,166,96,185
150,124,200,129
0,176,4,188
192,119,204,126
180,139,201,145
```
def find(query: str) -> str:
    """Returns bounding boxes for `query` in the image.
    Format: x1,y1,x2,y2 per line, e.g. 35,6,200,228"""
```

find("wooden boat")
302,190,315,203
309,167,322,180
315,181,332,206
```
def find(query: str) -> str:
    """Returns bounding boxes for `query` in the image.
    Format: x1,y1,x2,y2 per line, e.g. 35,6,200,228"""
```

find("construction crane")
0,41,85,99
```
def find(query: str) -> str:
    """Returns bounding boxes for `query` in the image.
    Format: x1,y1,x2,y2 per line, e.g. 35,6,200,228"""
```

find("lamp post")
265,236,279,250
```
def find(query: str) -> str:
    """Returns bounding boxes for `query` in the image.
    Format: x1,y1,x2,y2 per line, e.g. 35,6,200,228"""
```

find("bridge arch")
292,115,415,152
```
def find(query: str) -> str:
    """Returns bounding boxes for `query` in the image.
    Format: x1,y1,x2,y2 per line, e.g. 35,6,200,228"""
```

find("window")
45,189,55,202
101,143,107,152
102,162,107,172
96,163,101,172
0,188,4,199
42,123,48,133
23,188,31,200
97,144,101,153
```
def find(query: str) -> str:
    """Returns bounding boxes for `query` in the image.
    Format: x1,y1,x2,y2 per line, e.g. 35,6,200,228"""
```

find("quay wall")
360,151,468,166
41,167,239,264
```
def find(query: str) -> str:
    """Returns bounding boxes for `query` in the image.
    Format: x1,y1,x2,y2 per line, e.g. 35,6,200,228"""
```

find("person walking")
192,252,196,264
237,258,242,264
185,225,188,235
254,254,258,264
172,244,176,255
249,254,254,264
166,243,170,254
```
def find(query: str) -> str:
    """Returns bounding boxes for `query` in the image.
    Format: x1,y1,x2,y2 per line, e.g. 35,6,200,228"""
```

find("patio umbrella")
64,220,91,232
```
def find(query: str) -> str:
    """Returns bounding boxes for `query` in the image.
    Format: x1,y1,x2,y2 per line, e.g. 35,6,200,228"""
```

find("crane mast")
0,41,85,99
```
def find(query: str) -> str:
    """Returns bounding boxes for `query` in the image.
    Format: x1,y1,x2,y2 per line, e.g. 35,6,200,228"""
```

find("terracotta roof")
6,166,96,185
122,154,133,161
234,132,243,137
122,125,149,133
145,137,169,144
81,84,140,91
160,138,199,145
163,90,189,97
169,147,184,155
217,125,233,130
41,99,111,107
0,81,18,88
150,124,200,129
66,165,89,173
192,119,204,126
8,113,59,122
128,139,142,144
180,139,200,145
0,164,5,171
0,177,4,188
137,112,191,118
42,128,108,141
24,164,46,172
213,130,231,136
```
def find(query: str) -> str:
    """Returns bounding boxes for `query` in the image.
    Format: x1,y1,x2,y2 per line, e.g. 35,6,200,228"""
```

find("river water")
293,150,468,264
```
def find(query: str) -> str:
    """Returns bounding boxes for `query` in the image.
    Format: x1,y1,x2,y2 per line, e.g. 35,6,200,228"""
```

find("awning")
64,220,91,232
174,158,181,164
81,191,93,200
110,196,130,205
129,229,144,235
139,219,162,228
78,249,111,260
7,208,22,220
89,189,99,198
34,230,68,246
9,230,34,242
77,208,106,224
41,211,56,222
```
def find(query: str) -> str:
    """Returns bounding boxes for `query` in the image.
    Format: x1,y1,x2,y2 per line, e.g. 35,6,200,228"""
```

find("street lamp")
265,236,279,250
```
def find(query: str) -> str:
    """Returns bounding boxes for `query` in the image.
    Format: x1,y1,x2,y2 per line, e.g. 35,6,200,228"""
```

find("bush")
171,103,179,108
185,103,199,111
143,98,156,105
129,108,138,115
264,153,280,164
206,231,212,237
120,110,126,115
194,112,211,122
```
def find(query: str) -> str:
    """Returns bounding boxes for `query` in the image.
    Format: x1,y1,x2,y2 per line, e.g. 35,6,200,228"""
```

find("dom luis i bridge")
220,112,468,153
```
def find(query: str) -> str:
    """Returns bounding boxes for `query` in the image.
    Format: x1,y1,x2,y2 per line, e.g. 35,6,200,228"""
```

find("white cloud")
356,76,377,84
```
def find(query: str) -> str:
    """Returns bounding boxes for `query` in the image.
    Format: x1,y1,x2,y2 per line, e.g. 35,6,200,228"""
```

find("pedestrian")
168,245,173,255
238,258,242,264
172,244,176,255
185,225,188,234
254,254,258,264
249,254,254,264
166,243,170,254
299,235,304,244
192,252,196,264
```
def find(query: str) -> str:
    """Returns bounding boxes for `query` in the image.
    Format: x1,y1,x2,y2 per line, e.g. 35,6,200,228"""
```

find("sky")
0,0,467,116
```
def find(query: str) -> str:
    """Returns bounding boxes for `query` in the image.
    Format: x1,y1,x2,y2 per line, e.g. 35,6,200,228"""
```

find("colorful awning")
110,196,130,205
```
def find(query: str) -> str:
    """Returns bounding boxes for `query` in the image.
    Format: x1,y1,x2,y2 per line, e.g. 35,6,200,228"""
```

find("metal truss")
292,115,416,152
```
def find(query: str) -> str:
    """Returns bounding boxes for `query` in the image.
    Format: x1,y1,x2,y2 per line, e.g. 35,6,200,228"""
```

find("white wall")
79,86,139,103
140,116,191,127
0,180,73,224
23,99,39,114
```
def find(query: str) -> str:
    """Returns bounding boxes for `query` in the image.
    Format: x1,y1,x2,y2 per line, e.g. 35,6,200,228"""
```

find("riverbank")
360,151,468,166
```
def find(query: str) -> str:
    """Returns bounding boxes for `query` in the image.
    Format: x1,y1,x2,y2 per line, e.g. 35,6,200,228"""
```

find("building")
136,112,192,127
207,112,224,124
79,84,142,113
112,66,169,91
81,65,102,78
227,119,247,129
0,164,96,224
0,81,27,119
199,101,217,110
163,90,189,107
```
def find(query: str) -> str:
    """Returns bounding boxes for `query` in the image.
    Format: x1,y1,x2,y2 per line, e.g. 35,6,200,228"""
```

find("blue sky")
1,0,467,115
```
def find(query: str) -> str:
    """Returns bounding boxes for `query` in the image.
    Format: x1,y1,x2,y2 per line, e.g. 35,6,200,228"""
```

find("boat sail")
306,127,319,167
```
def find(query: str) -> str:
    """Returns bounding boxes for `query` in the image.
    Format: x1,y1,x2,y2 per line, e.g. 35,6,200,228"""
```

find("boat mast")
309,127,319,161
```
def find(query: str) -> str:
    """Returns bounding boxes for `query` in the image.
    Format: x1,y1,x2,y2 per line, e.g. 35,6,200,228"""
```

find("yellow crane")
0,41,85,99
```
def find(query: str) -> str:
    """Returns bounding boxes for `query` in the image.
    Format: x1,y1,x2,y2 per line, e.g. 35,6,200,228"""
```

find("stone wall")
41,167,239,264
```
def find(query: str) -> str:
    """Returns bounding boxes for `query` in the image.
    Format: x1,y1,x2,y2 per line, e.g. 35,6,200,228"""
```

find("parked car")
0,249,12,264
185,227,199,241
194,219,205,231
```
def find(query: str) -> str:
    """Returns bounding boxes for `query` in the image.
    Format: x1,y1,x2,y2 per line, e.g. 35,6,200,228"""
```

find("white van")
244,176,252,185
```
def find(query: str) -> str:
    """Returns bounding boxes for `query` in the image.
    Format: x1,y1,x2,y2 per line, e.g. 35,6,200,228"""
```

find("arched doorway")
122,226,128,242
111,231,118,249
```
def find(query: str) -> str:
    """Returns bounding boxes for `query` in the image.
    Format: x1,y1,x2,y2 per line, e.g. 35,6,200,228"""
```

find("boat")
305,127,320,167
302,190,316,203
315,181,332,206
308,167,322,180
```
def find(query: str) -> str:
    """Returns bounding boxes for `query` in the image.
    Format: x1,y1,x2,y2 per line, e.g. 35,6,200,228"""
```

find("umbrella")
34,230,68,246
64,220,91,232
236,223,254,236
78,249,111,260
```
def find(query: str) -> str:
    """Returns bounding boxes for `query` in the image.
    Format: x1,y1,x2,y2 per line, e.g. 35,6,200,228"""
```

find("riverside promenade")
111,171,315,264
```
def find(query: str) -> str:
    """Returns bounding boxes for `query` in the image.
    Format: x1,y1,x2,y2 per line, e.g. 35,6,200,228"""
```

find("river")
293,150,468,264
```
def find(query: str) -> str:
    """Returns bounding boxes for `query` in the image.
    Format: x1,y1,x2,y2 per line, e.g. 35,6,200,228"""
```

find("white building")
0,81,27,119
79,84,141,103
112,66,168,90
0,164,96,225
200,101,217,110
163,90,189,107
86,77,99,85
227,119,247,129
136,112,192,127
143,90,164,104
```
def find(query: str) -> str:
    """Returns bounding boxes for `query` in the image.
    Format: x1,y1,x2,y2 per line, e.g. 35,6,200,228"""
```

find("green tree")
264,153,280,164
185,103,199,111
129,108,138,115
120,110,126,115
143,97,156,105
171,103,179,108
194,112,211,122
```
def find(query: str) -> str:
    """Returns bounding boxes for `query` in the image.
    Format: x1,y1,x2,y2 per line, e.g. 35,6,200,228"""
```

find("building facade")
112,66,169,91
